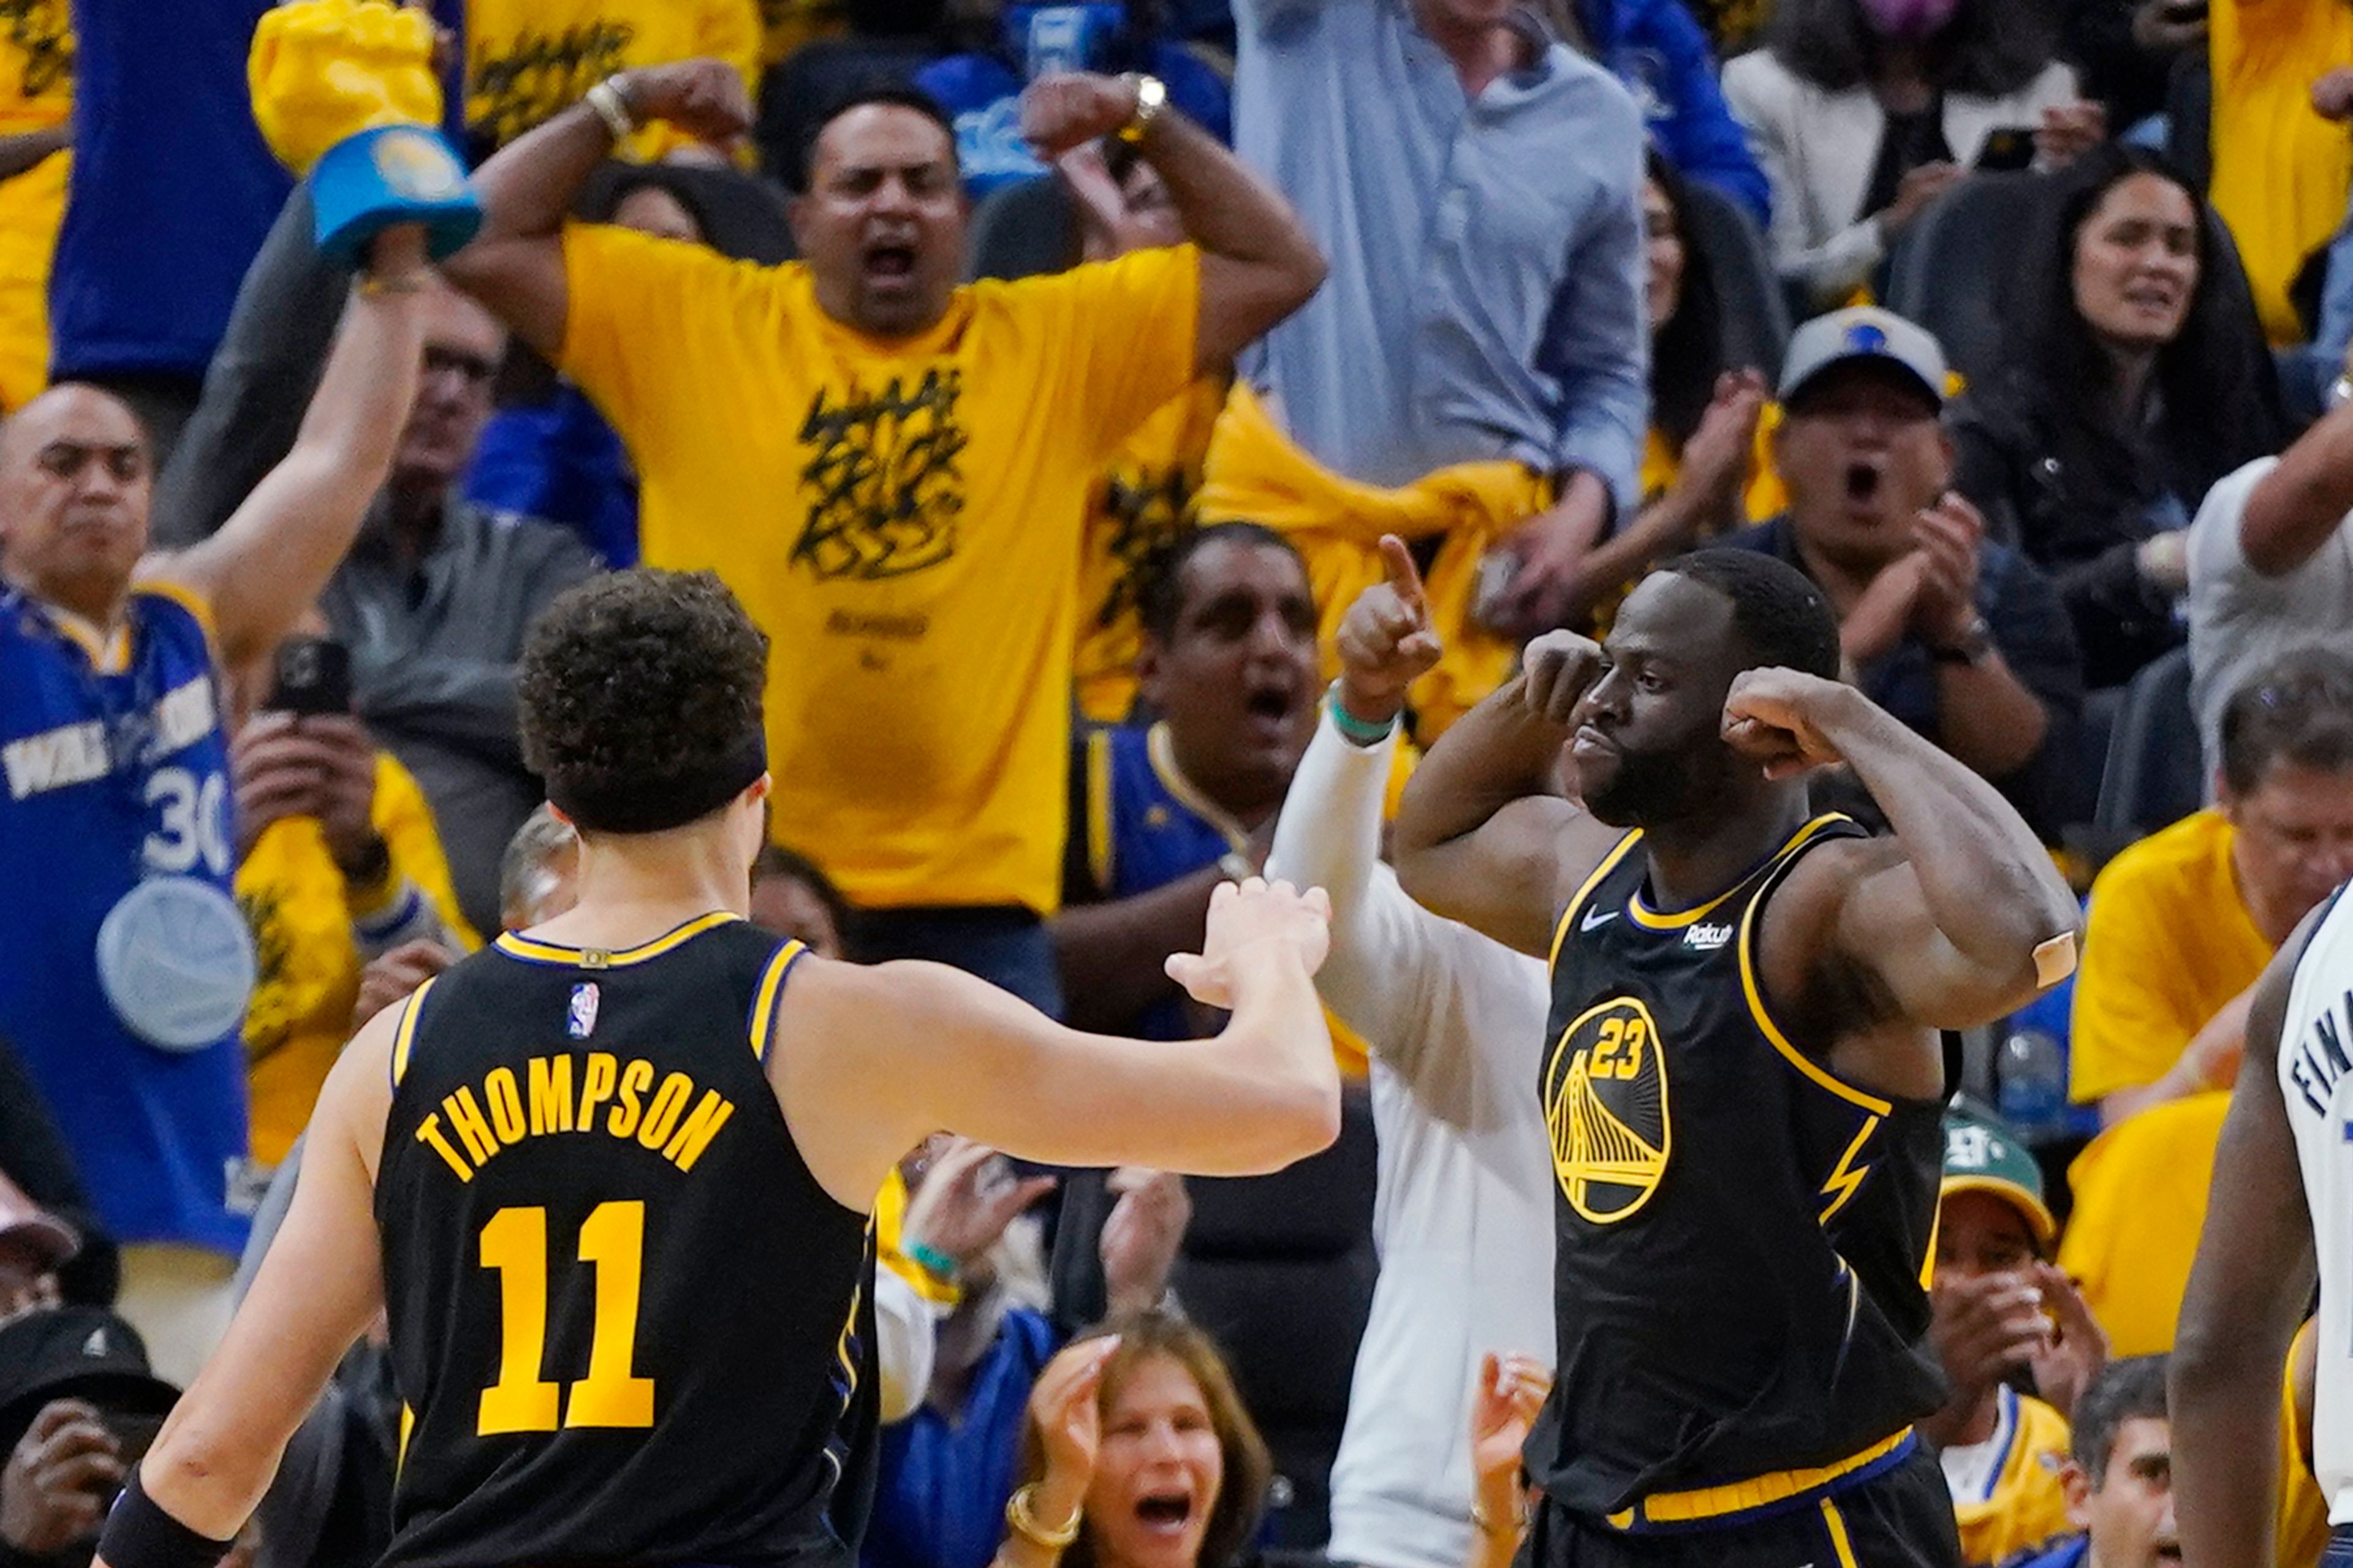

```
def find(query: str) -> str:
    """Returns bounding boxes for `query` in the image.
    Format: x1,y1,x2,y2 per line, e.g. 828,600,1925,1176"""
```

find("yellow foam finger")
250,0,444,173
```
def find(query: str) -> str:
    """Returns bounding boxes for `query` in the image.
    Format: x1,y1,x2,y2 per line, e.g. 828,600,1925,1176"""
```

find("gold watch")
1118,73,1167,143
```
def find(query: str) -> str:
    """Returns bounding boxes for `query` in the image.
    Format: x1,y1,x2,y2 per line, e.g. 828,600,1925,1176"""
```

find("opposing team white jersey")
2279,885,2353,1521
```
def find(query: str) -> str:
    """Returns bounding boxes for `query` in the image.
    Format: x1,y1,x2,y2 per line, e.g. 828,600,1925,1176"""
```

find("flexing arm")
97,1006,399,1553
2240,399,2353,577
148,225,431,674
441,61,752,358
1021,74,1324,375
778,880,1339,1206
1393,634,1624,958
2173,917,2321,1568
1727,670,2082,1028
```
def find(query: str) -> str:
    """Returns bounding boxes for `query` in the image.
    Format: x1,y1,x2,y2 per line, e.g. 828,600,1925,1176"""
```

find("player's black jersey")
375,914,877,1568
1527,816,1946,1526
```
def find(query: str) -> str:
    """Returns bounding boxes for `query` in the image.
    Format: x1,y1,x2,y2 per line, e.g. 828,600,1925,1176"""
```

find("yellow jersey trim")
1085,728,1116,893
1628,813,1849,929
1145,721,1253,855
1820,1496,1862,1568
495,911,741,969
1733,824,1892,1117
1602,1428,1914,1529
1816,1114,1882,1224
1548,830,1643,969
131,579,221,662
389,975,439,1089
748,940,808,1063
37,599,131,675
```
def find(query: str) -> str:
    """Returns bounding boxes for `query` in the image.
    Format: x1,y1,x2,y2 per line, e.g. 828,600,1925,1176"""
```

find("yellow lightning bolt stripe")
1817,1113,1881,1224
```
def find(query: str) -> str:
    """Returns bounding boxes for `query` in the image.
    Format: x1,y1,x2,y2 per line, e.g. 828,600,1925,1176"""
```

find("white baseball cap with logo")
1778,306,1951,411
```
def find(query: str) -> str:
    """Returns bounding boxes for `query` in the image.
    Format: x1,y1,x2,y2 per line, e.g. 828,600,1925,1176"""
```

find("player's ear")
2059,1458,2094,1527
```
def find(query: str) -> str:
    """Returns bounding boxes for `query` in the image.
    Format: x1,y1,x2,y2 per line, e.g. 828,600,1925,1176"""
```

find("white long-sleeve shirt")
1265,711,1556,1568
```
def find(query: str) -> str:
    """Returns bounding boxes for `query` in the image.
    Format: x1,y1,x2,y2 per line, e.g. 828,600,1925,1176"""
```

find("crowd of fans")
7,0,2353,1565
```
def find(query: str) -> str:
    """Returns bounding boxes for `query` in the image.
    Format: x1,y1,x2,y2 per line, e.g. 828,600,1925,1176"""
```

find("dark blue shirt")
1724,515,2086,840
55,0,464,383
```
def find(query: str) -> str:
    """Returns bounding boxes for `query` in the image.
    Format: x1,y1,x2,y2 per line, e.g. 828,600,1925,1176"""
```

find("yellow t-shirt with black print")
559,224,1202,914
756,0,846,67
238,752,478,1167
2210,0,2353,342
0,0,70,412
464,0,761,155
1074,377,1225,725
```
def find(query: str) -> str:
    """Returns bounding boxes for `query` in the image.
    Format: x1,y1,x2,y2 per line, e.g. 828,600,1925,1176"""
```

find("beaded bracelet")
1325,683,1397,744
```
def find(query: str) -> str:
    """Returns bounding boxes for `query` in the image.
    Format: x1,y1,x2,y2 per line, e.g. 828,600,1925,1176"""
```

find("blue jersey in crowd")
53,0,464,384
0,583,252,1254
1578,0,1771,227
917,44,1232,196
1065,722,1245,1040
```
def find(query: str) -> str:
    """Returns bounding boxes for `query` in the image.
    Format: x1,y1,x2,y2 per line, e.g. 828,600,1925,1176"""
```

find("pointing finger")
1377,535,1428,617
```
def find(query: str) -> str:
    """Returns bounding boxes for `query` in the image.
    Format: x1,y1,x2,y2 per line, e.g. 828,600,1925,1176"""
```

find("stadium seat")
1169,1082,1377,1550
966,173,1083,281
1884,173,2047,387
1680,176,1790,379
2093,645,2203,842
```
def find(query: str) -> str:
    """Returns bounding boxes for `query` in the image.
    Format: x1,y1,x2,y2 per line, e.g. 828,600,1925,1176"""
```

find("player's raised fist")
1520,629,1604,727
615,60,755,146
1721,667,1857,780
1335,535,1442,726
250,0,441,174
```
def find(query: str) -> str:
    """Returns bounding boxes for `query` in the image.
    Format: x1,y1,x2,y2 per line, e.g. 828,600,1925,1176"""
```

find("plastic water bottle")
1996,1028,2070,1143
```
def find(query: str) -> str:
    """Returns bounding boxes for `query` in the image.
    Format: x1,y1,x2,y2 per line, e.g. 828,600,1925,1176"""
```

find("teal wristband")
904,1241,959,1281
1327,684,1398,744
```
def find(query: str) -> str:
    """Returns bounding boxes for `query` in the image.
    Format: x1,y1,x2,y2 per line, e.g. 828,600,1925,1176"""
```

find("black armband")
96,1467,235,1568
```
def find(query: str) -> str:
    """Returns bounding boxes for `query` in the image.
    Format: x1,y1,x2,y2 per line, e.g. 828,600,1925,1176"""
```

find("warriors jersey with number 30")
376,915,877,1568
1527,814,1946,1525
0,583,249,1252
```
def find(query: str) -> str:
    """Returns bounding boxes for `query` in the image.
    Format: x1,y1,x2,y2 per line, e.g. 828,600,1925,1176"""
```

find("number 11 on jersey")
478,1201,656,1434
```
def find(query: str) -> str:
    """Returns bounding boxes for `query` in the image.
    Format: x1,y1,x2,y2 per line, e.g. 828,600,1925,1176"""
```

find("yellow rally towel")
1195,383,1549,743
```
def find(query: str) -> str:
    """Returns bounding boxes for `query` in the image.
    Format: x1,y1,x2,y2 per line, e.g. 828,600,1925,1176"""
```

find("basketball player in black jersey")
1392,546,2082,1568
94,570,1337,1568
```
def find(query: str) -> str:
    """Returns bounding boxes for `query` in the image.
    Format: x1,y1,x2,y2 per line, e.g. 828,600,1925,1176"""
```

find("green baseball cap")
1941,1106,2057,1250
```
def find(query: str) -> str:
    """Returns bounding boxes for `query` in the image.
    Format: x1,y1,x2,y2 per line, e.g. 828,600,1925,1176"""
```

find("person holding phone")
0,1305,191,1568
229,624,478,1179
1722,0,2101,311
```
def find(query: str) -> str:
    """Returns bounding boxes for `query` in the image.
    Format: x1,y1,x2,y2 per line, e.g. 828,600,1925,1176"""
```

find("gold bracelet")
1469,1494,1529,1538
357,271,432,297
1004,1483,1084,1549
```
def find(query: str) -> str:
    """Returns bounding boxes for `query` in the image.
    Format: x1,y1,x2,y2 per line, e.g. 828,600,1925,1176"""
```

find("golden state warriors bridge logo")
1545,997,1671,1224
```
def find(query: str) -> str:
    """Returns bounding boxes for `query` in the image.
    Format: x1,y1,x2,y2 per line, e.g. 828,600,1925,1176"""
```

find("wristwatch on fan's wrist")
1118,73,1167,143
1927,615,1995,667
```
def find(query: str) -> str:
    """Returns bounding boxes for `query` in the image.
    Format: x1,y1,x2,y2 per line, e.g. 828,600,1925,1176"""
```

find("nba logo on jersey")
567,983,599,1040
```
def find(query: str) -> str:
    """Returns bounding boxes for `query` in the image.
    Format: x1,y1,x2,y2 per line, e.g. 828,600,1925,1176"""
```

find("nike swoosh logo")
1580,904,1619,931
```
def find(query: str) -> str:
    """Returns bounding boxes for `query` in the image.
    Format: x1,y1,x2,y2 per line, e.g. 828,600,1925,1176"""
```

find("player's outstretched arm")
96,1006,400,1562
146,224,432,675
774,880,1341,1208
1393,631,1626,959
1724,668,2083,1031
2173,916,2321,1568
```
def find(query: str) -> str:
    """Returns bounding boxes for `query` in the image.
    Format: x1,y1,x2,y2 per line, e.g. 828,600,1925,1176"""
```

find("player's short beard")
1582,742,1748,831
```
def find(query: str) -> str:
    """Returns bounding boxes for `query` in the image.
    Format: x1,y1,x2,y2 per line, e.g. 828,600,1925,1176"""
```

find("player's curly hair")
518,570,770,835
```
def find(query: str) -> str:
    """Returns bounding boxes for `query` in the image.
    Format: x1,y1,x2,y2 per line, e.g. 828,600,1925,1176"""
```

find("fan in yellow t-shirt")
2208,0,2353,343
464,0,760,155
442,63,1322,1004
0,0,72,412
2070,653,2353,1127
